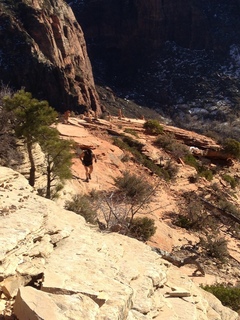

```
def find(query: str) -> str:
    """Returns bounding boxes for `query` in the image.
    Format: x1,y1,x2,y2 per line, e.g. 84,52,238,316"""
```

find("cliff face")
68,0,211,75
0,0,101,114
69,0,240,58
72,0,210,50
68,0,240,129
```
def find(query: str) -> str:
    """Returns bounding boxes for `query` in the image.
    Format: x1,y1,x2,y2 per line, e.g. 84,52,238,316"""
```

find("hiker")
79,148,97,182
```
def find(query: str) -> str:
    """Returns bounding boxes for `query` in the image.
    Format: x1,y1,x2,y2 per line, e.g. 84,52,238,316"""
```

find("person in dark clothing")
79,148,97,182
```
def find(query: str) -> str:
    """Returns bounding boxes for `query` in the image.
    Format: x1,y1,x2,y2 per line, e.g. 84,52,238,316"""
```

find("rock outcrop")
0,166,239,319
0,0,101,115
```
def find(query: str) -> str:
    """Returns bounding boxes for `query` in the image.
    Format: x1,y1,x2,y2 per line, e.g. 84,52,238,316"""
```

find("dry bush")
64,194,97,224
200,235,229,262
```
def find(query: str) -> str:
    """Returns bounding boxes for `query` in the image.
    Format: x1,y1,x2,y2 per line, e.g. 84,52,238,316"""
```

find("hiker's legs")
88,165,93,178
84,165,93,181
84,166,89,180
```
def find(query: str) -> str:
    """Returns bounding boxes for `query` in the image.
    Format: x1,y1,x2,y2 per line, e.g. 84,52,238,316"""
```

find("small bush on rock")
222,174,238,189
222,138,240,159
143,119,163,135
65,194,97,224
128,217,157,241
218,199,240,217
114,171,154,203
201,283,240,312
200,236,229,262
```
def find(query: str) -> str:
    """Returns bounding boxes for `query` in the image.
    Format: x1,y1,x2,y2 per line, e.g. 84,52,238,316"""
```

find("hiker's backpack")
83,149,93,162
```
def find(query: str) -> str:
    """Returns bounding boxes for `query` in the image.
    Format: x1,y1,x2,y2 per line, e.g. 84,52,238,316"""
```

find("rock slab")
0,167,238,320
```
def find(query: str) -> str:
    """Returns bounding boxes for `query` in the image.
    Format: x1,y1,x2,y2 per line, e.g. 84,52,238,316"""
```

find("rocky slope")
0,0,101,114
1,114,240,318
0,167,239,320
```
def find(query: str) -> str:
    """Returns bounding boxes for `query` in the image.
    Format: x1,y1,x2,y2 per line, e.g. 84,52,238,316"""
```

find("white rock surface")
0,166,238,320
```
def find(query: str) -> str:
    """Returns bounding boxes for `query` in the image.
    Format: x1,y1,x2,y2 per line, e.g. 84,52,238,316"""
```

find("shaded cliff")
0,0,101,114
69,0,240,76
68,0,240,131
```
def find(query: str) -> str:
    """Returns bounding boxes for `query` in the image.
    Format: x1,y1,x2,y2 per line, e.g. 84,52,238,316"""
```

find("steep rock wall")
70,0,240,57
69,0,211,70
0,0,101,114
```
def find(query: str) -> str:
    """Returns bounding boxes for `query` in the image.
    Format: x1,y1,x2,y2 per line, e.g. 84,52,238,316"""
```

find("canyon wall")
69,0,211,74
0,0,101,114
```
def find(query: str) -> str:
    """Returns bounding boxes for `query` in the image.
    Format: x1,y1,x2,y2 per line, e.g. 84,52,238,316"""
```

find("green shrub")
113,135,172,179
122,136,144,150
199,168,213,181
218,199,240,217
175,215,193,229
124,128,139,137
129,217,157,241
155,134,190,159
143,119,163,135
113,137,129,150
184,154,199,169
222,174,238,189
164,160,179,180
175,192,215,231
201,284,240,312
64,194,97,224
121,154,131,162
114,171,154,203
223,138,240,159
141,157,164,176
155,134,175,149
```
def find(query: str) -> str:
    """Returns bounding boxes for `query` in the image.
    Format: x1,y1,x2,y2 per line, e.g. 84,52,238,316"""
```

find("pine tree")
38,127,73,199
3,90,57,186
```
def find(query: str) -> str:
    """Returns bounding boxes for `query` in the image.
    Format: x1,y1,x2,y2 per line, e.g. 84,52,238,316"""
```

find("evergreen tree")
38,127,73,199
3,90,57,186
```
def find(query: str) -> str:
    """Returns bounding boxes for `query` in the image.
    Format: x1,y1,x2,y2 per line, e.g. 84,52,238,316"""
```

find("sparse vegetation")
96,171,158,241
222,138,240,159
128,216,157,241
198,167,213,181
143,119,163,135
124,128,139,137
64,194,97,224
175,192,217,231
201,283,240,312
64,172,158,242
155,134,190,159
175,214,193,230
218,199,240,218
113,136,178,180
183,154,199,169
200,235,229,262
222,174,238,189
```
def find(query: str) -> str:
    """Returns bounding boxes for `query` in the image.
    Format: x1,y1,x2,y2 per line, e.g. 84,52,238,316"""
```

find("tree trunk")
26,141,35,187
46,164,51,199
